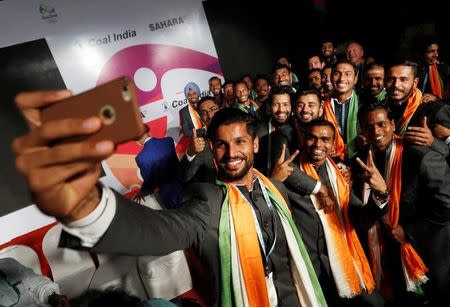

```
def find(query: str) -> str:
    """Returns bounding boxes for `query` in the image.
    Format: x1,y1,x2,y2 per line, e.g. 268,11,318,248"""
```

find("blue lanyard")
234,177,277,272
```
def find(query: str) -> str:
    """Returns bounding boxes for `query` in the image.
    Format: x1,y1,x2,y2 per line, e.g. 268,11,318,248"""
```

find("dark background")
204,0,448,80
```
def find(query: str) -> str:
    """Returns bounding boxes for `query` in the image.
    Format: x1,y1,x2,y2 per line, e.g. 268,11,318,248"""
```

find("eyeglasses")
199,106,220,116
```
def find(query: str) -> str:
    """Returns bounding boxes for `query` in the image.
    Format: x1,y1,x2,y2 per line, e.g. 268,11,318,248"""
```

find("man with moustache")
179,82,202,137
361,63,386,105
208,76,224,107
269,90,340,214
416,36,449,100
286,118,388,307
269,90,324,172
356,102,450,306
12,98,328,306
233,81,264,122
384,60,450,151
272,63,298,92
254,85,296,175
321,40,337,66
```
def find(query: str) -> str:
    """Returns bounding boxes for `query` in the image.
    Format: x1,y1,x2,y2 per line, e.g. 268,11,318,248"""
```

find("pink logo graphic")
97,44,222,190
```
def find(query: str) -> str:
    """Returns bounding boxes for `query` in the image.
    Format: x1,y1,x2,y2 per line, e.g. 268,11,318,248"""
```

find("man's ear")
253,136,259,154
319,103,324,117
413,77,419,89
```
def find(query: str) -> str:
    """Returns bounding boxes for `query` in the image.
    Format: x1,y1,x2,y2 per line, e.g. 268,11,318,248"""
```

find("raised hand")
12,90,115,222
269,144,299,182
356,149,388,194
404,116,434,147
420,93,438,104
187,128,206,156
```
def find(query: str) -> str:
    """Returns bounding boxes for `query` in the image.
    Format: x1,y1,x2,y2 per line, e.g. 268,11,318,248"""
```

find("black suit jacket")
286,163,387,303
179,104,196,137
353,143,450,302
59,180,301,306
179,145,216,183
254,120,295,176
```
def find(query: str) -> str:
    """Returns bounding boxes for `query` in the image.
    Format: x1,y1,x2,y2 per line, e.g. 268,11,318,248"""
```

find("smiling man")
322,59,360,159
356,102,450,306
254,85,294,175
12,95,327,307
286,118,388,307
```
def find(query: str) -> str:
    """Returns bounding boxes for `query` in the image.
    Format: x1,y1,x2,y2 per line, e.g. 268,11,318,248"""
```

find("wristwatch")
374,187,391,203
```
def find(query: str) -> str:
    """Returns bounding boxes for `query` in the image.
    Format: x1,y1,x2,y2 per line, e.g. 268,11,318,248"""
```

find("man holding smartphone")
13,92,339,306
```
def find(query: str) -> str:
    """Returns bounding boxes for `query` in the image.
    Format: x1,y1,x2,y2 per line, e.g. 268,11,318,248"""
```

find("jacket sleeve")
59,185,214,256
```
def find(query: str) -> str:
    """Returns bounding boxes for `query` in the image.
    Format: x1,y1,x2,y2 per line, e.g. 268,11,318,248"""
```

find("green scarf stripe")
266,189,328,306
346,90,359,159
217,179,327,306
218,183,234,307
375,89,386,102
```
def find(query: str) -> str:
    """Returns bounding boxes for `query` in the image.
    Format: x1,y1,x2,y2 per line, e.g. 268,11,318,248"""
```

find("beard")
217,156,253,182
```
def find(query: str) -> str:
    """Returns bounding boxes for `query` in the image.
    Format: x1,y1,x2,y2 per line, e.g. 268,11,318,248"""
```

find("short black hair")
332,59,357,74
208,76,222,84
254,74,271,84
197,96,218,110
294,89,321,108
272,63,291,74
358,100,393,125
364,62,385,74
270,85,294,104
304,118,336,140
207,108,258,141
386,59,418,78
223,80,234,88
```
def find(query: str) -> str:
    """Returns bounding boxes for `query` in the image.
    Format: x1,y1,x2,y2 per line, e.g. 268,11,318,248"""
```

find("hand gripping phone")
41,77,144,145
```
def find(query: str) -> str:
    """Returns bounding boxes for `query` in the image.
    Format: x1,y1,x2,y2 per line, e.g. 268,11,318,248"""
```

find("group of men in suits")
11,54,450,306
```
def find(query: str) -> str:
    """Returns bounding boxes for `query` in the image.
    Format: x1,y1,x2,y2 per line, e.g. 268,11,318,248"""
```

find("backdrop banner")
0,0,223,243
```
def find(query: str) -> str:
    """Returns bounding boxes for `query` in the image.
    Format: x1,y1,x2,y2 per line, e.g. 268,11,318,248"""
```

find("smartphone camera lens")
100,105,116,125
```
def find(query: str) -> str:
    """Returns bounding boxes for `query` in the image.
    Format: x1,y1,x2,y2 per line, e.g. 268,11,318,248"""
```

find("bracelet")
374,187,390,202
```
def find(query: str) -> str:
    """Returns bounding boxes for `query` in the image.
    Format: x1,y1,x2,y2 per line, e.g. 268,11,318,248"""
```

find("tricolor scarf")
188,103,203,130
395,88,422,134
301,157,375,298
362,138,429,293
375,88,387,102
429,63,443,99
217,169,327,307
236,100,260,113
323,91,359,159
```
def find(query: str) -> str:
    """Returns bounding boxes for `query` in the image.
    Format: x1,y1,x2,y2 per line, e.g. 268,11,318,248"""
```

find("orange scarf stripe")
225,182,270,307
302,158,375,293
429,64,443,99
386,138,429,281
397,88,422,133
188,104,203,129
323,99,345,160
